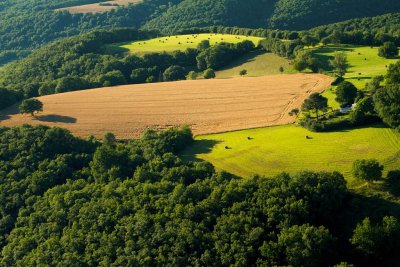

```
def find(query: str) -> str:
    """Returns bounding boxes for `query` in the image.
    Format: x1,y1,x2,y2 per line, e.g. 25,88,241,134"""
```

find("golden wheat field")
56,0,142,13
0,74,333,139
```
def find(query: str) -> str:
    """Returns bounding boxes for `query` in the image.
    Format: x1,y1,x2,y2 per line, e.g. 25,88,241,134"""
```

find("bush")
378,42,399,58
203,68,216,79
163,65,186,81
239,69,247,76
186,71,198,80
352,159,383,181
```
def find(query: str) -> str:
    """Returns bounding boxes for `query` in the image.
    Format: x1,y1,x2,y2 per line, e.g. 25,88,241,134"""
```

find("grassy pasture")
105,34,264,54
183,124,400,184
215,50,295,78
314,44,398,89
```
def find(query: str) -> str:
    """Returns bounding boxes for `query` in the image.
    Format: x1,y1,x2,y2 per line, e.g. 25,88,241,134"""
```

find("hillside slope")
144,0,400,32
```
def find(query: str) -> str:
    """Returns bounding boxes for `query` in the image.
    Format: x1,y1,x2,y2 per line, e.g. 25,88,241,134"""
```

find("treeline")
143,0,400,33
0,0,181,64
0,28,256,110
2,0,400,64
0,124,399,266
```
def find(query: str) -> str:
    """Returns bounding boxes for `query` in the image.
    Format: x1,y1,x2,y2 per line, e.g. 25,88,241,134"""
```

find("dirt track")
0,74,333,139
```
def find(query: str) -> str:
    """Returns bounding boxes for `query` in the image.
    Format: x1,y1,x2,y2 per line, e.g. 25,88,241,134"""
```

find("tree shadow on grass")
36,114,77,123
217,50,265,72
180,139,221,163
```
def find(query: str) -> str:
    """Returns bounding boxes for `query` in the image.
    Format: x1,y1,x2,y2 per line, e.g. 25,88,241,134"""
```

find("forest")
1,0,400,64
0,124,398,266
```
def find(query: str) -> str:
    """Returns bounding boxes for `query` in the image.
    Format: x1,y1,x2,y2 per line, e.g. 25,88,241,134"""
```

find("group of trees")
0,124,398,266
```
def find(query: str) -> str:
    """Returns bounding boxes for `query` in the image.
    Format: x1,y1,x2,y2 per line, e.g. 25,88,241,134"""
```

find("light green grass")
314,45,398,89
183,124,400,184
107,34,264,54
216,50,295,78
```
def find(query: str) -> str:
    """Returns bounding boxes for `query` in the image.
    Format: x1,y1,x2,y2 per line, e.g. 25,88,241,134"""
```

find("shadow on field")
36,114,77,123
217,50,264,71
0,113,10,121
313,45,355,72
331,122,388,133
180,139,221,162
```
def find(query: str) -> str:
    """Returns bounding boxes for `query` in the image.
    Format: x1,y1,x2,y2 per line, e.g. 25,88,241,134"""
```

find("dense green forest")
1,0,400,64
0,124,398,266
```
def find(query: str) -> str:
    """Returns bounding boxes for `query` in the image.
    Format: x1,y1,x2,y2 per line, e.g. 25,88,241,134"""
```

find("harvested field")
0,74,333,139
56,0,142,14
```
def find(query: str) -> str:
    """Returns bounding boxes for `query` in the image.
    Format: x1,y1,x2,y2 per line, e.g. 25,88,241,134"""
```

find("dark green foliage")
350,216,400,265
19,99,43,116
385,61,400,85
196,40,255,70
0,124,399,265
239,69,247,76
352,159,384,181
301,93,328,121
330,51,348,77
260,38,302,58
373,84,400,130
0,125,97,248
294,50,322,73
203,68,216,79
335,81,358,107
350,97,379,125
0,88,21,110
162,65,186,81
98,70,127,86
378,42,399,58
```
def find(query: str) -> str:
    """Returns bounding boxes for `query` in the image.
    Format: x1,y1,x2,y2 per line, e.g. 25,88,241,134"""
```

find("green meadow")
215,50,295,78
314,44,398,88
183,124,400,184
107,33,264,54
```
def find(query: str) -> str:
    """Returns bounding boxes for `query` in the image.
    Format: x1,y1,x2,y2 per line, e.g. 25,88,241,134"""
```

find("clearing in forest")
0,74,332,139
216,50,295,78
104,34,264,54
56,0,142,14
314,44,398,89
183,124,400,183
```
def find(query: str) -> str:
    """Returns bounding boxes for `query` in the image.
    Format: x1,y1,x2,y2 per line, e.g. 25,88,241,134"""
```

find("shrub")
352,159,383,181
378,42,399,58
203,68,216,79
239,69,247,76
163,65,186,81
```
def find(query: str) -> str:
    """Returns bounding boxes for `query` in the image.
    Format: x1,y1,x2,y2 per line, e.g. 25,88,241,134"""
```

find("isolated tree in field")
335,81,358,107
330,52,348,77
19,99,43,116
302,93,328,121
288,108,299,116
279,66,284,73
352,159,383,182
239,69,247,76
203,68,216,79
373,84,400,130
163,65,186,81
378,42,399,58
